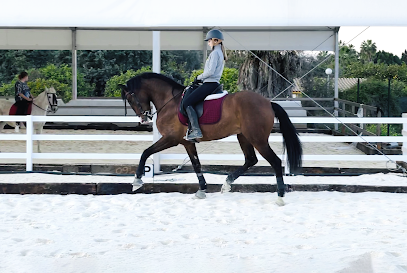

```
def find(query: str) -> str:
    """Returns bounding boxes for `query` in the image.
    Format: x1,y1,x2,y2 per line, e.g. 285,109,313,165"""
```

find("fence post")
402,113,407,157
26,115,33,172
357,104,364,130
341,102,346,134
283,150,290,175
377,110,382,149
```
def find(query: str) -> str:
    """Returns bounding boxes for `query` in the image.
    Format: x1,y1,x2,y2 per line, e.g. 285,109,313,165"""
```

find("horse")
0,87,59,152
120,73,302,206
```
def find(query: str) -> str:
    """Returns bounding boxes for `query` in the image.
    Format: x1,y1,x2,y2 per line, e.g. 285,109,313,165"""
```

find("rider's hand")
193,77,202,85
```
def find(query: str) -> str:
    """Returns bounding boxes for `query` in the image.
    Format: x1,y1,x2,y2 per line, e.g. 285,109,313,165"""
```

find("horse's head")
119,73,185,122
119,83,151,121
45,86,58,113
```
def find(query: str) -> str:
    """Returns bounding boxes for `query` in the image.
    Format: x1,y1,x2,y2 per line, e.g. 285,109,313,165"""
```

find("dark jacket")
15,81,31,102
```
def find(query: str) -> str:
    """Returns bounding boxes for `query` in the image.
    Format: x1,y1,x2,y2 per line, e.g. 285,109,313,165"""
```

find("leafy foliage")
340,78,407,117
360,40,377,63
184,68,239,93
0,64,93,102
104,67,152,98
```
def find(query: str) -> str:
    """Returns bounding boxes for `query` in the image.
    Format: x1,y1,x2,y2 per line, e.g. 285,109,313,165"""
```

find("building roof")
292,78,366,93
338,78,367,92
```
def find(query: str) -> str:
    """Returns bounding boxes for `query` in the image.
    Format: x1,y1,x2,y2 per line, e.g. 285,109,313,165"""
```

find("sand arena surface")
0,128,395,168
1,188,407,273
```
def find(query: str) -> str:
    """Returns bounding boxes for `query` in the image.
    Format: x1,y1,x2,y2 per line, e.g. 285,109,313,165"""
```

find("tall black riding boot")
185,106,203,141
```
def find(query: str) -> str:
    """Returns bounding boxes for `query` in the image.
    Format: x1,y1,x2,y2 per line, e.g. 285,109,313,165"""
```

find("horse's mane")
126,72,185,95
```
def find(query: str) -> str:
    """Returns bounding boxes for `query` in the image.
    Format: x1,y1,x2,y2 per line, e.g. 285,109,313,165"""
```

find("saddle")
179,83,224,117
178,84,228,126
9,102,33,116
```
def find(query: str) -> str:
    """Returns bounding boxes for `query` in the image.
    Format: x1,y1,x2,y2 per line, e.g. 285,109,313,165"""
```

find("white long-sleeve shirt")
197,44,224,83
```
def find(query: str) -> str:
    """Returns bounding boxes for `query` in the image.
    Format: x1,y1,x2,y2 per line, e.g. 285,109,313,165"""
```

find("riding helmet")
205,29,224,41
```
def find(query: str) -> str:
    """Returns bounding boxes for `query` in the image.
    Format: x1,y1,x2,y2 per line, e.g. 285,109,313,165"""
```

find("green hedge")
104,67,151,98
0,64,93,103
184,68,239,93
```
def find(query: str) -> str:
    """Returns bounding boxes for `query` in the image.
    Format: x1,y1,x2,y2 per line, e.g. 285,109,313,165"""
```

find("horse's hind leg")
35,124,44,153
183,141,207,199
221,134,258,193
252,142,285,206
0,121,6,132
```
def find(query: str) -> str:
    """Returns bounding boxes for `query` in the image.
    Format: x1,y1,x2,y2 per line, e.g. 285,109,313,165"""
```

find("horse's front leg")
183,141,207,199
132,136,178,191
35,124,44,153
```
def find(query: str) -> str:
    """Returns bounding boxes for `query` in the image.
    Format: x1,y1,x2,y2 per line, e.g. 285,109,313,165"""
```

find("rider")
14,71,33,116
183,29,227,141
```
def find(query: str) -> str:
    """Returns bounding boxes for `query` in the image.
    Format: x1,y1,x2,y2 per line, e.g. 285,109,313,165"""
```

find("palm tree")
360,40,377,63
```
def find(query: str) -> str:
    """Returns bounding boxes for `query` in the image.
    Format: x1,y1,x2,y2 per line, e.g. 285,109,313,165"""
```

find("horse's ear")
118,84,127,91
118,84,128,101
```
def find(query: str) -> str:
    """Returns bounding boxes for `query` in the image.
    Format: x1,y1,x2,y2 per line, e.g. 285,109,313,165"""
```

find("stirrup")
185,129,202,142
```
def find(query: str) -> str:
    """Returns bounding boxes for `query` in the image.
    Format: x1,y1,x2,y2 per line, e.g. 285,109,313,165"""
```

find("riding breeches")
182,82,219,108
15,100,30,115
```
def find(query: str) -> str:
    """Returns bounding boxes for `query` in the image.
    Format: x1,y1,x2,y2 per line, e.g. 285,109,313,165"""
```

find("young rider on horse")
14,71,33,116
183,29,227,141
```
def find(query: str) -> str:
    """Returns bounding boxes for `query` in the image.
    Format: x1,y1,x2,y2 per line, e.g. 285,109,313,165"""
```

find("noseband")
47,93,58,113
32,92,58,113
126,92,153,119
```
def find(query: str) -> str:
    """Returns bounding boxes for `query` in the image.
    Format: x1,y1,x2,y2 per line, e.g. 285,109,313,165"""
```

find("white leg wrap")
221,182,231,193
194,190,206,199
132,177,144,191
275,197,285,206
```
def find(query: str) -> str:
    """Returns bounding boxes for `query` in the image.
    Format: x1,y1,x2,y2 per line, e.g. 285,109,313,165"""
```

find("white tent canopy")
0,28,336,51
2,0,406,51
1,0,406,28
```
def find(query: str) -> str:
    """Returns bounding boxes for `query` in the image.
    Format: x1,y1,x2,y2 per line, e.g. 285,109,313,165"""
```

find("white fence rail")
1,115,407,172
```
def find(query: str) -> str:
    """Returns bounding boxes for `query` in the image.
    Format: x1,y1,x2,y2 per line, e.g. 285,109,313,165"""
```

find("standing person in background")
183,29,227,142
14,71,33,116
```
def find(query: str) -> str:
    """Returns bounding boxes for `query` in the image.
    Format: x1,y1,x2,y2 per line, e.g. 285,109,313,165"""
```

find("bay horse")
0,87,58,152
120,73,302,206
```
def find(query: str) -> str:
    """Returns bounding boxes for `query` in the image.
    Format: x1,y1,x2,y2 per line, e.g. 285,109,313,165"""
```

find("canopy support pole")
334,27,340,130
203,28,208,64
152,31,161,174
71,28,77,100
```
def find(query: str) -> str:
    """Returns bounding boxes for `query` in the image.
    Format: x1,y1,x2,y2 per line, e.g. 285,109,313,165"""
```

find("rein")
125,87,182,119
32,92,58,113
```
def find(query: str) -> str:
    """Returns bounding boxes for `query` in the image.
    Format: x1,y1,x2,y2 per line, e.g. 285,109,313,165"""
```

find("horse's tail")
271,102,302,172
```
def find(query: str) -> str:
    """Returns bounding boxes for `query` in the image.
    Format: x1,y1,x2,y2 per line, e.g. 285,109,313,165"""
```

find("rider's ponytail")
220,42,228,61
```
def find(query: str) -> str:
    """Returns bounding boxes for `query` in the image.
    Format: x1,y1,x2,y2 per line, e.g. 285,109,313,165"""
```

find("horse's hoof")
132,178,144,191
221,182,231,193
15,126,19,133
275,197,285,207
194,190,206,199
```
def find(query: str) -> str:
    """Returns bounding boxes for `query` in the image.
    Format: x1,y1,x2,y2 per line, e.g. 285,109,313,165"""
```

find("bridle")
32,92,58,113
124,91,153,119
124,88,182,120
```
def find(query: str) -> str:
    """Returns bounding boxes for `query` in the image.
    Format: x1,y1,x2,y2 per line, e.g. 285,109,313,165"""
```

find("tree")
0,64,93,102
104,67,152,97
360,40,377,63
374,50,401,65
0,50,55,84
238,51,301,98
401,50,407,64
